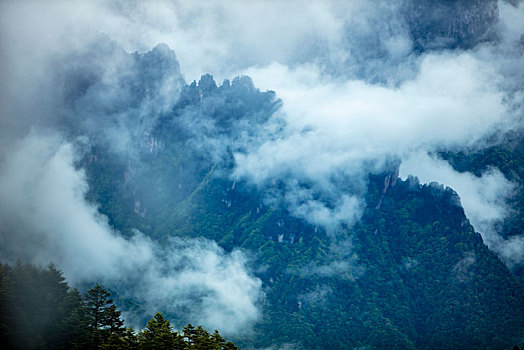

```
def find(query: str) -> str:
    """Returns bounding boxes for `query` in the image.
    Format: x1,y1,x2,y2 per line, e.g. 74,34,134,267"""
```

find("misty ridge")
1,0,524,349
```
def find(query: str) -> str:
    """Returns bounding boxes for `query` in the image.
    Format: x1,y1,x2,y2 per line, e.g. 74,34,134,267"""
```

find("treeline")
0,262,237,349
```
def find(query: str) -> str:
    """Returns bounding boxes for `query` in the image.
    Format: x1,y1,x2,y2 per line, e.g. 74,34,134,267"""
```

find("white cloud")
232,49,514,233
0,0,523,286
0,132,262,335
400,152,523,265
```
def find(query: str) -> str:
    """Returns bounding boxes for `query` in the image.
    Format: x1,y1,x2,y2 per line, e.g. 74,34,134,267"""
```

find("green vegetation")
75,76,524,349
0,262,237,349
440,133,524,242
177,172,524,349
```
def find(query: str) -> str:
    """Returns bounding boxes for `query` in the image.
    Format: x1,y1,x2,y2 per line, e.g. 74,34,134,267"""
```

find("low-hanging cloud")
0,132,262,335
232,46,518,234
400,152,523,266
1,0,523,309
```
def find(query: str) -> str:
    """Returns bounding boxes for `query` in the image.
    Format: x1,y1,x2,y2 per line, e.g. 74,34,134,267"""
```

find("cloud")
300,260,364,281
400,152,523,265
453,252,476,282
0,0,523,305
298,285,333,305
0,0,345,84
0,132,262,335
0,0,429,85
232,47,515,233
499,0,524,43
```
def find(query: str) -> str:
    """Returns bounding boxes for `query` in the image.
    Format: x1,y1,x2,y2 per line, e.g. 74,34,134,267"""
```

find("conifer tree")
0,263,239,350
139,312,183,350
84,284,125,347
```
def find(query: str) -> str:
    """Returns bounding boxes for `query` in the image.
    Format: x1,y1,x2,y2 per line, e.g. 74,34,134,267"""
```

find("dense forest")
0,263,237,349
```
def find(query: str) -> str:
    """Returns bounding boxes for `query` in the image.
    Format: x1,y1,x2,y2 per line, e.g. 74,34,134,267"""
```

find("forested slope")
1,0,524,345
77,73,524,349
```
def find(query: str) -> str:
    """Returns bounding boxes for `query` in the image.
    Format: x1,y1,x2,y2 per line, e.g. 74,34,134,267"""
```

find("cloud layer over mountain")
0,132,262,334
1,0,523,337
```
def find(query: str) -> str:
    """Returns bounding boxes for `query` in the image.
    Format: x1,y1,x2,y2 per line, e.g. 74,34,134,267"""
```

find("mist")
232,49,515,234
1,0,524,340
230,1,524,262
400,152,523,266
0,132,262,335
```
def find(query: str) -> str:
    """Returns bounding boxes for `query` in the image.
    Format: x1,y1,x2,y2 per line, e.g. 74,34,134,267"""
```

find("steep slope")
439,132,524,275
155,167,524,349
77,71,524,349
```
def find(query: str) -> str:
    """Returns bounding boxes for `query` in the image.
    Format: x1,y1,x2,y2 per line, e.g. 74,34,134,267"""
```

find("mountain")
76,68,524,349
1,1,524,349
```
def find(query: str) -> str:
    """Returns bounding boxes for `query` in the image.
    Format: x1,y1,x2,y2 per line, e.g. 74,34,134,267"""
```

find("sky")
1,0,523,335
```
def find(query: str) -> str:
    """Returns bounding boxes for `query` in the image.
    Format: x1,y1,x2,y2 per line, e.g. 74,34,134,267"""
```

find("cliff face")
405,0,500,50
